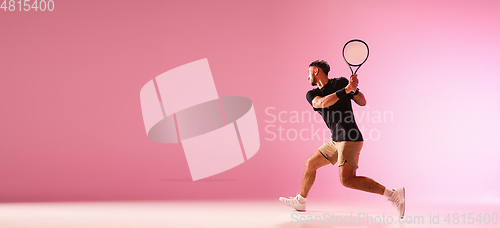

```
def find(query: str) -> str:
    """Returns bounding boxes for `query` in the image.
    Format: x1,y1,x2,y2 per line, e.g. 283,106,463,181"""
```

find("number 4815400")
1,0,55,12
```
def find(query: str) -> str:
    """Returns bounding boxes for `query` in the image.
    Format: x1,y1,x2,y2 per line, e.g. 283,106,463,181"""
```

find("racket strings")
343,42,369,66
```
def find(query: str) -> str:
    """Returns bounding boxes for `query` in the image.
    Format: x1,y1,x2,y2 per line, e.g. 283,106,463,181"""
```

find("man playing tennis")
279,60,405,219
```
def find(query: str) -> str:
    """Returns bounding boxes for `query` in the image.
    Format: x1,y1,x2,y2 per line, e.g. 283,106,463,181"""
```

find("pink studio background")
1,0,499,205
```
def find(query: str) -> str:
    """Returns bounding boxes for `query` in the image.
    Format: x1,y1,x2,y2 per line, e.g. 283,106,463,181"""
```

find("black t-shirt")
306,77,363,142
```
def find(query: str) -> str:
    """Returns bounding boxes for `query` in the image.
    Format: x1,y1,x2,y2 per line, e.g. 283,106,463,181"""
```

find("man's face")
308,67,318,86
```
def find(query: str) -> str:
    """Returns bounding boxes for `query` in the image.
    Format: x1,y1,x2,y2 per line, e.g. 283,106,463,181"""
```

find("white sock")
297,194,306,203
383,188,394,199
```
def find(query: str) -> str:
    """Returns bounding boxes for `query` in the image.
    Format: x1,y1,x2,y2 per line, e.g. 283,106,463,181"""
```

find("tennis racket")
342,39,369,75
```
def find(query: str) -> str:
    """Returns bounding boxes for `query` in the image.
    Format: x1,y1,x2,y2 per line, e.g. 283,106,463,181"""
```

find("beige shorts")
318,141,363,169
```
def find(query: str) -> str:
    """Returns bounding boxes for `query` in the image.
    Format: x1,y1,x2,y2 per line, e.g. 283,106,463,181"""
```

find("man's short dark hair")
309,60,330,76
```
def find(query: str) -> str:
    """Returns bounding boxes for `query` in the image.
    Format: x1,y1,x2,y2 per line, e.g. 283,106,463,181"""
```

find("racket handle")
348,88,359,95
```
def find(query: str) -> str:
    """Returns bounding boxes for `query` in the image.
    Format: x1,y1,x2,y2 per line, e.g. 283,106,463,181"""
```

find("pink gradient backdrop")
1,0,499,205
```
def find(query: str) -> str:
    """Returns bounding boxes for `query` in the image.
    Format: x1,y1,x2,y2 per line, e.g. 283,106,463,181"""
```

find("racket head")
342,39,369,67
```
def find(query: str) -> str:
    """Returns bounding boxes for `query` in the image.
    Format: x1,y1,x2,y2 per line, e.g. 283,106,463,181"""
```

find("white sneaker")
388,187,405,219
279,194,306,211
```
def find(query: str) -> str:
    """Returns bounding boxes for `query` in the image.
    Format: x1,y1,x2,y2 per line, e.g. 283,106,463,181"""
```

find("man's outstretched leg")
279,150,330,211
300,150,331,198
339,161,405,219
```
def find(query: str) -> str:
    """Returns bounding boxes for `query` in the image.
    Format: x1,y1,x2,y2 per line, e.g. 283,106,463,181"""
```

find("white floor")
1,200,498,228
